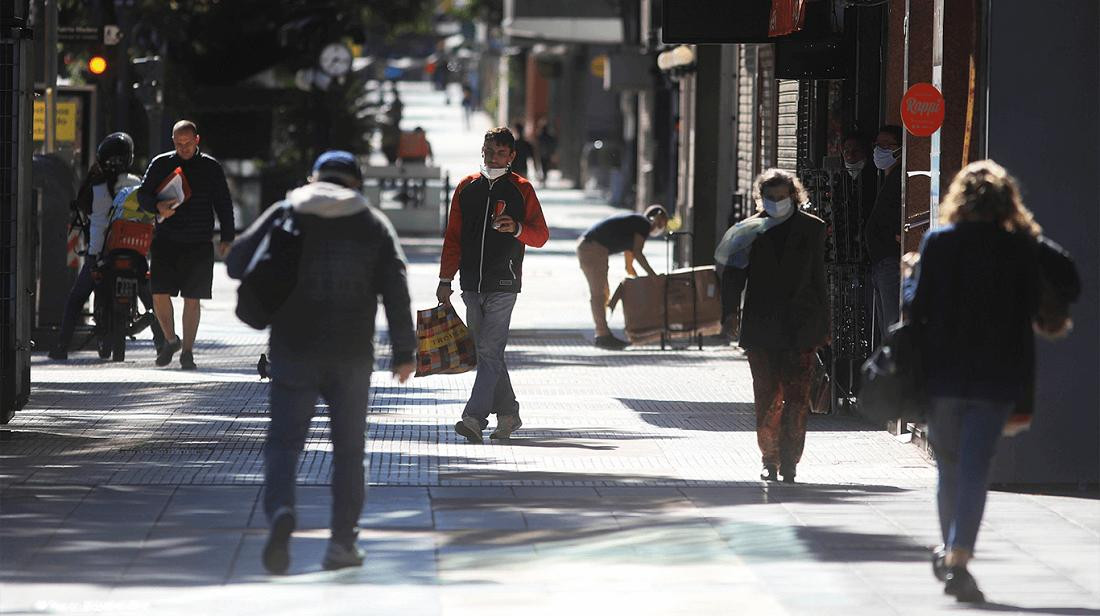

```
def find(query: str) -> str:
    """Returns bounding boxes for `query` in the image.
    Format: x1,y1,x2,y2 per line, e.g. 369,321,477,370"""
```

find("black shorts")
150,238,214,299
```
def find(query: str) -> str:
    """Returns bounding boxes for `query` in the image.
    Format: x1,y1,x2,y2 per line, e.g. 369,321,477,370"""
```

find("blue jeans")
927,396,1013,552
461,291,519,427
57,262,97,348
872,257,901,338
263,351,372,544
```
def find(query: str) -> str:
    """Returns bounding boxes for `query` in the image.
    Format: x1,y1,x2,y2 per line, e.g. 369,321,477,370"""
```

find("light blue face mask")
873,145,900,170
762,197,793,219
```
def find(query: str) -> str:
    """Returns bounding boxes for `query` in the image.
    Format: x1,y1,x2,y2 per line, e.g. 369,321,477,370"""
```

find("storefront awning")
663,0,833,44
503,0,623,45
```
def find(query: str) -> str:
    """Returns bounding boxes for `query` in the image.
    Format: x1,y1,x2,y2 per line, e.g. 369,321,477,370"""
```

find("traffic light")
131,56,163,107
87,54,108,75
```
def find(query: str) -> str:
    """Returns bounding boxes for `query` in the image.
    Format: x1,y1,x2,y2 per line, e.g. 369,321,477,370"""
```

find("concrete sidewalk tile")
229,531,330,581
124,533,241,584
361,507,433,529
511,486,601,501
433,508,526,531
522,510,619,530
429,486,515,500
368,486,431,500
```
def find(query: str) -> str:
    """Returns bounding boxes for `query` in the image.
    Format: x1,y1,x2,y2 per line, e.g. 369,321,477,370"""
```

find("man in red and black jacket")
437,127,549,443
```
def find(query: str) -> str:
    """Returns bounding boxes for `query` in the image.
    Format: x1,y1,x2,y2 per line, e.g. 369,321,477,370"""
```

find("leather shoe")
594,334,629,350
156,337,181,367
780,465,796,483
945,566,985,603
760,465,778,481
262,507,296,575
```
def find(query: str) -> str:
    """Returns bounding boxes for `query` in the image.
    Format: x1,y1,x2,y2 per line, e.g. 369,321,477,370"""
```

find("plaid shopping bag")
415,303,477,377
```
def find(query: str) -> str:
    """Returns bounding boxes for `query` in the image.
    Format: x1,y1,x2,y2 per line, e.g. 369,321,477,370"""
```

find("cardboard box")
609,266,722,344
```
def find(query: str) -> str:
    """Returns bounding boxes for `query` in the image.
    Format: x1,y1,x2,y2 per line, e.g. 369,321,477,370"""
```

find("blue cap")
312,150,362,186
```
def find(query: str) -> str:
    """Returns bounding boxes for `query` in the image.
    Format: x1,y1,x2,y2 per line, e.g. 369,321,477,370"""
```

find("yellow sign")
590,55,607,79
33,100,79,142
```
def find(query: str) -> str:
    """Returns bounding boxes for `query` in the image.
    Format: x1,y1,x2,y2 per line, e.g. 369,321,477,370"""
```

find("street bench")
361,164,449,236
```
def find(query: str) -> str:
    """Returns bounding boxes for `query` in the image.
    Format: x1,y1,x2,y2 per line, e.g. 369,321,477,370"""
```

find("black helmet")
96,132,134,177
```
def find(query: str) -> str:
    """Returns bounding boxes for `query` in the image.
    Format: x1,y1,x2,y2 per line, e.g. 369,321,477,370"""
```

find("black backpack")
235,204,302,329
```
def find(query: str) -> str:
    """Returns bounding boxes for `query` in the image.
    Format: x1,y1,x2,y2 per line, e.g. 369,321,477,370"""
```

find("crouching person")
227,151,415,574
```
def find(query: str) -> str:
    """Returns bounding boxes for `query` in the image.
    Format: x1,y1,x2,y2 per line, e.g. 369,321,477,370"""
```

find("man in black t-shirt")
137,120,235,370
577,204,668,349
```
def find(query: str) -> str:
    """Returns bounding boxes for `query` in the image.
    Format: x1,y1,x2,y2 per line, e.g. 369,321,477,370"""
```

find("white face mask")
873,145,900,170
844,159,865,179
762,197,793,219
481,163,508,180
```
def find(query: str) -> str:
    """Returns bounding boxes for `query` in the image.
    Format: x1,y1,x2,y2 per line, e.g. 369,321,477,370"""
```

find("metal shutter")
736,45,757,196
776,79,800,171
757,45,776,172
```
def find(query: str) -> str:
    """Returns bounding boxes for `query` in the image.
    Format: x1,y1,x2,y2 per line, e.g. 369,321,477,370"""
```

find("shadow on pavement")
973,605,1100,615
618,398,878,433
1,478,936,588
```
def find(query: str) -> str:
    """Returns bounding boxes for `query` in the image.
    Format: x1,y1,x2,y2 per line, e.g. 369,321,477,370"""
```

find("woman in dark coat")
903,160,1045,603
722,169,829,483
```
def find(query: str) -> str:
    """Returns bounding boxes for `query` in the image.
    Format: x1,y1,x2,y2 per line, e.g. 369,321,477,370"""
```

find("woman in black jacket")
903,160,1043,603
723,169,829,483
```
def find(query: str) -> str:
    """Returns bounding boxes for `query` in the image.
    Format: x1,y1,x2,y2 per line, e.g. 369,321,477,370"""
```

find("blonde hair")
752,168,809,211
939,160,1041,237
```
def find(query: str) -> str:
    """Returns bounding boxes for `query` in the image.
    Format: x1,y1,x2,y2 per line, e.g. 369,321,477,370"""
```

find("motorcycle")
92,186,157,362
92,248,155,362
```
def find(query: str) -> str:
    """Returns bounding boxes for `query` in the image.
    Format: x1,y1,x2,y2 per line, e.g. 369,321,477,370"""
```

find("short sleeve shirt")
583,213,651,254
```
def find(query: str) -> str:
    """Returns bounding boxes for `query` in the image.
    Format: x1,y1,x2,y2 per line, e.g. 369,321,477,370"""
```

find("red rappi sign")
902,83,945,137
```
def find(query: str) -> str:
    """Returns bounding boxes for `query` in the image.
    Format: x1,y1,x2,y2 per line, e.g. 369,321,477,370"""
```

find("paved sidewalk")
1,82,1098,615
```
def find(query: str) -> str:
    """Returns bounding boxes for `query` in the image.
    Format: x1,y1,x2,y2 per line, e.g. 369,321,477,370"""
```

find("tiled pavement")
1,83,1098,615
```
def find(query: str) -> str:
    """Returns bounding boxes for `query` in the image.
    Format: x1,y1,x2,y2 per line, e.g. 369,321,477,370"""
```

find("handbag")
809,349,833,415
235,204,302,329
858,321,927,423
415,303,477,377
1034,235,1081,339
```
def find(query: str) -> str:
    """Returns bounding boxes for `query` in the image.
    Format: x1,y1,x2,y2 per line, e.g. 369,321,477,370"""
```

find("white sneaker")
490,414,523,439
322,540,365,571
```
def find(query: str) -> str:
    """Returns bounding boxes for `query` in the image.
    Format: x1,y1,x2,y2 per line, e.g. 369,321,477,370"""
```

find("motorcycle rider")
49,132,165,360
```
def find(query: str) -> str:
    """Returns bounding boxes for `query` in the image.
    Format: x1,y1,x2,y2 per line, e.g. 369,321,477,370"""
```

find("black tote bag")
858,321,928,423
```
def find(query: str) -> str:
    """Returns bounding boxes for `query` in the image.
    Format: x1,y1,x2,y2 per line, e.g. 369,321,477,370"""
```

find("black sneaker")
944,566,985,603
47,347,68,361
179,350,197,370
760,465,778,482
780,465,796,483
156,337,181,367
262,507,296,575
594,334,629,350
